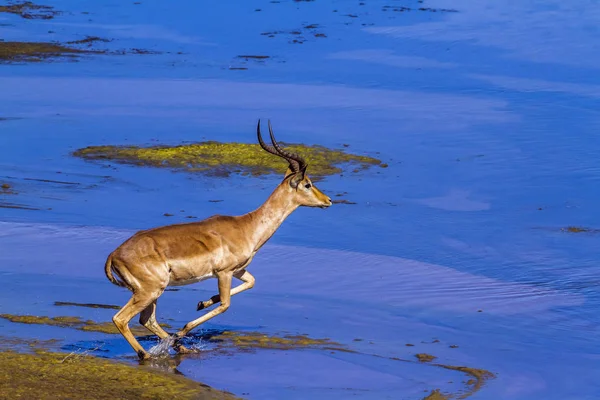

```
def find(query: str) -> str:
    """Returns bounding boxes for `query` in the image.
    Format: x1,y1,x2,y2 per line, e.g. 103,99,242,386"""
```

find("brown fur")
106,156,331,358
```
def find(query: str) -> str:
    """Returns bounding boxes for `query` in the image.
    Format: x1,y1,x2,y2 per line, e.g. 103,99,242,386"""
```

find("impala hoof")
174,343,197,354
137,350,150,360
197,301,208,311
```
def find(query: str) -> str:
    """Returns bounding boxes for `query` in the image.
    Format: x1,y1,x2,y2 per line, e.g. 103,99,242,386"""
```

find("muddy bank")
73,142,384,177
0,350,238,400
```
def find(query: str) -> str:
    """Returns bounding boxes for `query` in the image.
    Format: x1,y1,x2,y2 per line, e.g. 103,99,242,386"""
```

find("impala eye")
305,183,312,189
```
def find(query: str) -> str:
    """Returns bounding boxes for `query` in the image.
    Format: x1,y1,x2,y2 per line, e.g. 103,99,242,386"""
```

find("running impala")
105,120,332,359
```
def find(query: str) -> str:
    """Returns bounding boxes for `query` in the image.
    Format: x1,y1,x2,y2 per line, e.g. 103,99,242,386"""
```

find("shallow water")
1,0,599,399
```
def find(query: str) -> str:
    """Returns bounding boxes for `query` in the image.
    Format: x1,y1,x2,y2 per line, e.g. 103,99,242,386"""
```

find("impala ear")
289,165,307,189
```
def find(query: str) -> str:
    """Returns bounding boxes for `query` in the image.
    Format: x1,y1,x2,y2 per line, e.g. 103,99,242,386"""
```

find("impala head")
257,119,332,209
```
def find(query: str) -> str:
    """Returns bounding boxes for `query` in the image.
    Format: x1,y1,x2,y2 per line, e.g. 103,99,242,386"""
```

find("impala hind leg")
197,270,255,310
139,300,170,339
113,293,155,359
174,272,233,353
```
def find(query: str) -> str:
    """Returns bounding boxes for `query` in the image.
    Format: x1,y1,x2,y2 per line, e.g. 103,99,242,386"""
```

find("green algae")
0,38,144,64
0,336,61,353
0,350,239,400
210,330,350,352
0,41,87,62
0,314,170,336
72,141,384,177
0,313,496,398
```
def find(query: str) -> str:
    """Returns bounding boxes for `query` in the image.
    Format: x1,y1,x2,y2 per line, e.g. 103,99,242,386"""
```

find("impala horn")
257,119,307,174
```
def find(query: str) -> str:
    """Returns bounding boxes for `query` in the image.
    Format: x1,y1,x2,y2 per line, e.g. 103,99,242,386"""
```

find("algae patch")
0,2,58,19
54,301,121,310
435,364,494,399
209,330,350,352
73,141,384,177
0,315,495,399
416,353,437,362
422,389,450,400
0,350,238,399
0,41,88,63
561,226,600,233
0,313,170,336
0,37,151,64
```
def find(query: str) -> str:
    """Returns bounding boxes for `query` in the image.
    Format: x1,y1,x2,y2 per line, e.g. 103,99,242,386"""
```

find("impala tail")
105,254,131,289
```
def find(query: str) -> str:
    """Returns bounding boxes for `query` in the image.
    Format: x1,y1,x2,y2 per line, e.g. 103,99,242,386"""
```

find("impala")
105,120,332,359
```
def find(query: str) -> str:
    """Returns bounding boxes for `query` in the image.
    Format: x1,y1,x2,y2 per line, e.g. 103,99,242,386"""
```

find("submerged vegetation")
209,330,350,352
0,314,170,336
0,38,151,63
561,226,600,233
0,3,153,63
416,353,437,362
73,142,384,177
54,301,121,310
0,41,89,63
0,2,58,19
1,313,495,398
0,350,238,399
423,389,450,400
437,365,495,399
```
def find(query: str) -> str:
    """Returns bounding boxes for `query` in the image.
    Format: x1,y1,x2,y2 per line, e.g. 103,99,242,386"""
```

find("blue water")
1,1,599,399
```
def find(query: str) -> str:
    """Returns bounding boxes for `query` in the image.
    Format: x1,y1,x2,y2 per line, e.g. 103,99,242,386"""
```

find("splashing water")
148,336,175,358
147,335,207,358
189,340,207,352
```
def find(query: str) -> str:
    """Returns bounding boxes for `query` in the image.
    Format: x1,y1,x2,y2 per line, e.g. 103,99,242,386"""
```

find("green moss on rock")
73,141,383,177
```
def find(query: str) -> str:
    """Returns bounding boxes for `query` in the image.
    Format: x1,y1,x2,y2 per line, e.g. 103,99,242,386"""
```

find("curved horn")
268,120,306,173
257,119,281,158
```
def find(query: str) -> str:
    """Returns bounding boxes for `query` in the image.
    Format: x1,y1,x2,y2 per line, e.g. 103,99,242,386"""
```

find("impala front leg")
174,272,233,353
197,270,255,310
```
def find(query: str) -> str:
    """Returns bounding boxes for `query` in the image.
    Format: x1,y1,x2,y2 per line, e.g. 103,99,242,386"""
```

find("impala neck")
247,184,298,251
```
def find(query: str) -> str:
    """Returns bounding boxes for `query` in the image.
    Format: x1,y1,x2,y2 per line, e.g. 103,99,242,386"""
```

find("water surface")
1,1,599,399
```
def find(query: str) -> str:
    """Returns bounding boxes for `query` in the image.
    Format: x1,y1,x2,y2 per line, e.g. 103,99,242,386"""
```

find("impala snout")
311,186,332,208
